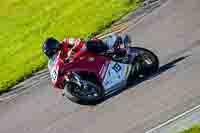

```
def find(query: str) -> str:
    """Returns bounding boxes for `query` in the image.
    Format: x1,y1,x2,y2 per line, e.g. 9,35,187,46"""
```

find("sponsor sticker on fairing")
99,62,109,79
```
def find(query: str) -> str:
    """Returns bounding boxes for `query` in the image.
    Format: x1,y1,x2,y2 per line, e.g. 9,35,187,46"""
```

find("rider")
42,34,130,68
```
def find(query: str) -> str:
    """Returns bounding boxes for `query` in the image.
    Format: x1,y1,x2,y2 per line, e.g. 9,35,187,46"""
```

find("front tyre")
63,80,104,104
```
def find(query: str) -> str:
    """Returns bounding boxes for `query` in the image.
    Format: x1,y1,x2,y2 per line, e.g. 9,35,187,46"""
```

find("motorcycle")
49,36,159,104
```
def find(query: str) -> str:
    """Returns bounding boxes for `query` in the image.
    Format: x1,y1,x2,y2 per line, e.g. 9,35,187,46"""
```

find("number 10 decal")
112,63,122,73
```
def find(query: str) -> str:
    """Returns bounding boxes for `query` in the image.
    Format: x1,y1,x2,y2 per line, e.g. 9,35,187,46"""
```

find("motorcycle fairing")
102,61,132,90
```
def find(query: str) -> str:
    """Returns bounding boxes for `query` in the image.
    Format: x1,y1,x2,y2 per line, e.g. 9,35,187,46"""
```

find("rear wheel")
64,80,104,104
129,47,159,79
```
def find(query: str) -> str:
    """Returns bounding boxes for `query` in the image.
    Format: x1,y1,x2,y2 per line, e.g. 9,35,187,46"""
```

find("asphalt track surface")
1,0,200,132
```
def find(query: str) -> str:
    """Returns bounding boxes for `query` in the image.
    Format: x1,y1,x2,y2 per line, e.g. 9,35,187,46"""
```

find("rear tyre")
129,47,159,80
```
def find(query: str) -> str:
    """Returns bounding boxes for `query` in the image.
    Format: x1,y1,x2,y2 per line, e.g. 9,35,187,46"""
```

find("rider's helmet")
42,37,61,58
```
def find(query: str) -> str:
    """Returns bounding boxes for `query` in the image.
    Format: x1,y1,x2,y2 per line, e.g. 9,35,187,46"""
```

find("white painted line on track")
145,104,200,133
0,82,41,102
127,0,168,32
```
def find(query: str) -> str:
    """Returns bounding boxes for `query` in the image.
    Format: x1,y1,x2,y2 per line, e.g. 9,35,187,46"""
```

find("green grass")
179,124,200,133
0,0,140,93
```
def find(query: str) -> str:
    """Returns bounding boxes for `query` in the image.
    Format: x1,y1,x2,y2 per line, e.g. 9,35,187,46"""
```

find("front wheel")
128,47,159,79
63,80,104,104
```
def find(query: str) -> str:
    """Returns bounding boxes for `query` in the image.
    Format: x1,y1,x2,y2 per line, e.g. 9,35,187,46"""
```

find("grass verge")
178,124,200,133
0,0,140,93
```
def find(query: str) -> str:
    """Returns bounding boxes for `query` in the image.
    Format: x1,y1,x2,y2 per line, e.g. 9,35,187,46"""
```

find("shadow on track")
89,55,190,105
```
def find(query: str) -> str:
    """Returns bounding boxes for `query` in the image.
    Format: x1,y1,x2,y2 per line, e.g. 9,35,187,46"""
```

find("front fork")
62,73,85,96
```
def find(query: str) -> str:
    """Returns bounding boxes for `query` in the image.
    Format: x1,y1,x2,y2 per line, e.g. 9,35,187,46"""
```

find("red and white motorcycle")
49,37,159,104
